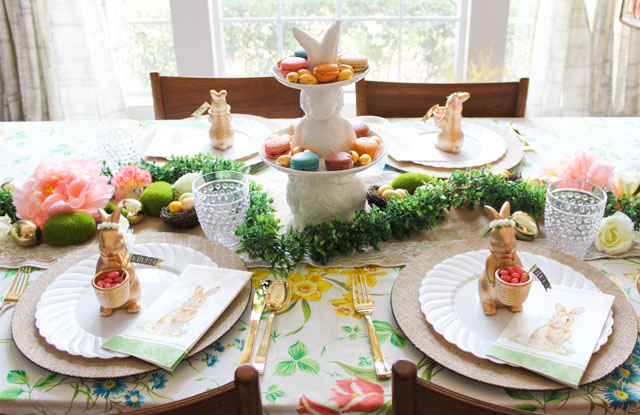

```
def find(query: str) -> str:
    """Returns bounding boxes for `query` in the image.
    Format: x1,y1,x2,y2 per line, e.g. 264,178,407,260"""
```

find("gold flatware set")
508,122,536,152
0,266,31,317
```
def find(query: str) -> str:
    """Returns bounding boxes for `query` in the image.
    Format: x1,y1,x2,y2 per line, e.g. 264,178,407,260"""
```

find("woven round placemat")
391,239,637,390
11,233,251,378
386,119,524,178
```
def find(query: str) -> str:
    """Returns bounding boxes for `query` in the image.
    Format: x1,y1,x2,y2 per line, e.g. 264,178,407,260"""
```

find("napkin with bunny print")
487,284,613,388
102,264,251,370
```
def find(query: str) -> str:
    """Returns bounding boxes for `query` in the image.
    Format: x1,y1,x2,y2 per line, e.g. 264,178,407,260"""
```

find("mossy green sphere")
391,173,435,195
42,212,96,247
140,181,175,217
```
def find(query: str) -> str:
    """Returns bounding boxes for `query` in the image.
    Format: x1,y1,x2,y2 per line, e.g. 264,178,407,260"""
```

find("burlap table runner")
11,233,250,378
391,239,638,390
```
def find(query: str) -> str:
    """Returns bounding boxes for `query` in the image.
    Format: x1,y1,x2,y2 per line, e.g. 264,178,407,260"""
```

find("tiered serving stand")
261,67,387,229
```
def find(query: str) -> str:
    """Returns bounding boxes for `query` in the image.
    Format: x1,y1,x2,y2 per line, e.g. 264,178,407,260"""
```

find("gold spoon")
508,122,536,152
253,280,292,374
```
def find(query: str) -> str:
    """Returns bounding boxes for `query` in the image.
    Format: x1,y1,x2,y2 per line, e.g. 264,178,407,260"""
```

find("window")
105,0,177,96
214,0,467,82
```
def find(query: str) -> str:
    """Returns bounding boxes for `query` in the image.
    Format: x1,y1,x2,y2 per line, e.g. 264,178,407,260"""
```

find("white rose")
595,212,640,255
614,170,640,198
0,215,11,241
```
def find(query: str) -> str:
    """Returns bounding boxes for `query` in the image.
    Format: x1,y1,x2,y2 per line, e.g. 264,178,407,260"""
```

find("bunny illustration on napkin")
529,303,585,354
152,285,220,336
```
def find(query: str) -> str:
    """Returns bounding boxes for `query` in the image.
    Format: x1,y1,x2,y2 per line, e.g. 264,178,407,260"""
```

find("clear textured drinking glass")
192,171,250,247
99,127,143,172
544,179,607,257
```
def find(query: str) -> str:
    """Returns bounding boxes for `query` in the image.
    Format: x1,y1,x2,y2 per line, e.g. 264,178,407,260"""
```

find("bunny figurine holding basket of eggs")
479,201,533,315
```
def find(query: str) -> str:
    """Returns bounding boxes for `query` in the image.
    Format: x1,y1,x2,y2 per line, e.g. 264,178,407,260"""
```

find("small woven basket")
160,206,199,228
93,269,130,309
494,268,533,307
366,185,388,210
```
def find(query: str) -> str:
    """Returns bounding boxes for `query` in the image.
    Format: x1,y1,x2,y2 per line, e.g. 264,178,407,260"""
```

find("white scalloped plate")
35,244,217,359
418,250,614,365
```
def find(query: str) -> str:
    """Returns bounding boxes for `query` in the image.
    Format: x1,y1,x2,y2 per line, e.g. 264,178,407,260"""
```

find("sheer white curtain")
0,0,125,121
528,0,640,116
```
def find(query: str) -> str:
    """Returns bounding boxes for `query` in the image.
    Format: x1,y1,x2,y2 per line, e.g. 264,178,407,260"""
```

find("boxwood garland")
2,154,638,269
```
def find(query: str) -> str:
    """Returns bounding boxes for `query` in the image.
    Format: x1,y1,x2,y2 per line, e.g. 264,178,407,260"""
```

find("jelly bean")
506,266,514,273
96,280,105,288
107,271,120,279
510,277,520,284
113,277,122,284
104,277,113,284
500,274,511,282
359,154,372,165
510,272,519,280
499,269,510,276
521,273,529,282
514,266,524,273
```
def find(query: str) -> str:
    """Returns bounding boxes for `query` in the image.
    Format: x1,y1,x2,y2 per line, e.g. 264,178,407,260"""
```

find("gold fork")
508,122,536,152
352,270,391,378
0,267,31,317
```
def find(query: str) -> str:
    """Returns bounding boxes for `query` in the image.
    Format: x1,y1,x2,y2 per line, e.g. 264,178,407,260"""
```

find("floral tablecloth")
0,118,639,414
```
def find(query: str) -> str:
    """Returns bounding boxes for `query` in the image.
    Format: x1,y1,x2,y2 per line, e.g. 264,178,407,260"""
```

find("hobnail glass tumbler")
544,179,606,257
192,171,250,247
100,127,143,172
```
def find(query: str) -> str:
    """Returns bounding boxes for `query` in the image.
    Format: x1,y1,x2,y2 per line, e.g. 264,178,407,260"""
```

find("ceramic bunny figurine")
96,203,140,316
426,91,470,154
529,303,584,352
152,285,220,335
479,201,523,315
208,90,234,151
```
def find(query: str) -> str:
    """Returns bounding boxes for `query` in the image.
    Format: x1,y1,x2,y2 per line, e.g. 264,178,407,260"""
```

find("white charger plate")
143,114,281,162
388,120,507,168
418,250,614,365
35,243,217,359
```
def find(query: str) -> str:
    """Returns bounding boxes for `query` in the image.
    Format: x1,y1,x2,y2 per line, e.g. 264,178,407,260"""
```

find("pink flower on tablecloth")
112,165,152,200
12,159,113,228
538,150,615,191
297,376,385,414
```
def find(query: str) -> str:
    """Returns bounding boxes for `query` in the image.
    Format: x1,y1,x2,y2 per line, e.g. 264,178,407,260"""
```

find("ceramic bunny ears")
485,201,511,221
210,90,227,100
293,20,341,70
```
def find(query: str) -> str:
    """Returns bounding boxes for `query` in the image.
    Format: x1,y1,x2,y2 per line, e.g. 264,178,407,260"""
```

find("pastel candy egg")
299,74,319,85
277,155,292,167
181,197,195,211
359,154,372,165
286,72,299,83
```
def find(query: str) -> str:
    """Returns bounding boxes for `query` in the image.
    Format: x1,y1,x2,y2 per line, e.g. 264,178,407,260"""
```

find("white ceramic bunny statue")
209,90,234,150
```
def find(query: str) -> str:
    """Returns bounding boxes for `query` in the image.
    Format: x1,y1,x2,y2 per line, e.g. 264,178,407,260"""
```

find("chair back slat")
150,72,304,119
356,78,529,118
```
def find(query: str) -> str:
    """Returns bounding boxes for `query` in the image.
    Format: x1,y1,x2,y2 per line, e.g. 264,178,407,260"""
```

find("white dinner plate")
144,114,281,162
35,243,217,359
418,250,614,365
389,120,507,168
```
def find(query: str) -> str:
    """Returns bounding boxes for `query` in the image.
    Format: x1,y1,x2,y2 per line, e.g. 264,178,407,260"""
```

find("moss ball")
391,173,435,195
43,212,96,247
140,181,175,217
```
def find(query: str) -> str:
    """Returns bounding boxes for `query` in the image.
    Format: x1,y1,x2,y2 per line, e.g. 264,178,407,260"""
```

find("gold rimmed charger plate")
11,233,251,378
391,239,637,390
386,119,524,178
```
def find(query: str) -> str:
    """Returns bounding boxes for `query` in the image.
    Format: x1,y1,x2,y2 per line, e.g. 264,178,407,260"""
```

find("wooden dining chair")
392,360,525,414
150,72,304,119
126,364,262,415
355,78,529,118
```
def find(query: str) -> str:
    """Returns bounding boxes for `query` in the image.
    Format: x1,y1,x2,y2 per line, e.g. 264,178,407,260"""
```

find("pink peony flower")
12,159,113,228
538,150,615,191
112,165,152,200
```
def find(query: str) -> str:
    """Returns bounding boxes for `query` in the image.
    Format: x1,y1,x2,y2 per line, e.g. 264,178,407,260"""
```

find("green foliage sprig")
605,191,640,230
0,188,17,223
138,153,250,183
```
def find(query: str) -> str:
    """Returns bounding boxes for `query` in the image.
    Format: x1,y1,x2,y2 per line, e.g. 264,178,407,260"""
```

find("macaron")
290,152,319,171
325,152,354,171
264,136,291,159
338,53,368,72
313,63,340,83
280,57,309,76
294,47,308,59
354,137,380,158
352,121,370,138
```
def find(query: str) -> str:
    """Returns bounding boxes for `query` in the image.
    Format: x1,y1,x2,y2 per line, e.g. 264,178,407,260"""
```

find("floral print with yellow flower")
249,269,271,289
285,272,332,302
340,266,386,288
330,292,361,319
305,265,340,274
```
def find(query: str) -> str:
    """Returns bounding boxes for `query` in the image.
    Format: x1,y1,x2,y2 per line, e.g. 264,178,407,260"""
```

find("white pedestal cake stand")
262,67,387,229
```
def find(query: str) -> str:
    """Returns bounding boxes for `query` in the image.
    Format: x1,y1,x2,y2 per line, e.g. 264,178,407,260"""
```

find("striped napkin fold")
102,264,251,371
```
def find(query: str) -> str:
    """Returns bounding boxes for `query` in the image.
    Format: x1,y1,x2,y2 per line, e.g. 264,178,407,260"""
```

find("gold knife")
238,281,270,366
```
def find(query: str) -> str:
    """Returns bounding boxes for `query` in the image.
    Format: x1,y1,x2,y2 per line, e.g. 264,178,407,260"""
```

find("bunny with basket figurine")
529,303,585,353
479,201,524,315
96,202,140,316
152,285,220,336
209,89,235,151
424,91,470,154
